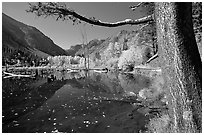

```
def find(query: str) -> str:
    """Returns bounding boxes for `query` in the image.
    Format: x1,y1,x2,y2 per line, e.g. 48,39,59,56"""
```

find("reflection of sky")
2,2,147,49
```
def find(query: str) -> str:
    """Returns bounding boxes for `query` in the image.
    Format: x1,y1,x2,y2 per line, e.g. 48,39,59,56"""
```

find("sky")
2,2,147,49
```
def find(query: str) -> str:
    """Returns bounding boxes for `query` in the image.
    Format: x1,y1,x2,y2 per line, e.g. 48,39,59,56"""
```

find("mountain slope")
75,39,105,56
73,24,156,70
2,13,67,57
66,44,83,57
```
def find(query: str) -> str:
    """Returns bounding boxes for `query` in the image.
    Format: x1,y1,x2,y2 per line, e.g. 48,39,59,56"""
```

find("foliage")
2,49,47,66
118,46,143,71
47,55,85,68
106,58,119,69
76,23,156,71
27,2,81,25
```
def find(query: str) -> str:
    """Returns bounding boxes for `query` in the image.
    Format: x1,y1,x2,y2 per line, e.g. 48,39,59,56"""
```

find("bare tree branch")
27,2,154,27
3,72,34,78
129,2,152,11
146,53,158,64
134,65,161,72
129,2,144,11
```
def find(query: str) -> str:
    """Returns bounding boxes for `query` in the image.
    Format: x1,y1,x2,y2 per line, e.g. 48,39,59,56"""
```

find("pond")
2,70,168,133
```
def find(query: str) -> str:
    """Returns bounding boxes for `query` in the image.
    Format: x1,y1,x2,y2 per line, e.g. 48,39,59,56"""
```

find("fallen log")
134,65,162,72
3,72,34,79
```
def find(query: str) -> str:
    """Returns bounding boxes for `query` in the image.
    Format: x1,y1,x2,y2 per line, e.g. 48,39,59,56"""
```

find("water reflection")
2,70,168,133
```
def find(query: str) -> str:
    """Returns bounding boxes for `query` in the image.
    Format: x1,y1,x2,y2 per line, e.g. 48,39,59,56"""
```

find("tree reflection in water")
2,70,169,133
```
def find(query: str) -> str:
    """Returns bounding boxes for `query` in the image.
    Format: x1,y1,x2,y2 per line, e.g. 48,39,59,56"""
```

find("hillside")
66,44,83,57
65,39,105,57
75,39,105,56
2,13,68,58
71,23,156,71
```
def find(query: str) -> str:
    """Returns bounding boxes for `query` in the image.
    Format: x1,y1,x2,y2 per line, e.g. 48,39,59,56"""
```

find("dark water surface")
2,70,167,133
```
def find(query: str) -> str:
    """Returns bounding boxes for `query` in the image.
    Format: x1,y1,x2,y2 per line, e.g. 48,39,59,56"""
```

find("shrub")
118,46,143,71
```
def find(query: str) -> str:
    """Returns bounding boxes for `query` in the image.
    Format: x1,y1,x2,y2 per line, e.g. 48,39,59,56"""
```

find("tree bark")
155,2,202,132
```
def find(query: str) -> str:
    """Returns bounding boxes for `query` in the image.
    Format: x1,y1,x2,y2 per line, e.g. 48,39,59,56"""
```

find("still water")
2,70,167,133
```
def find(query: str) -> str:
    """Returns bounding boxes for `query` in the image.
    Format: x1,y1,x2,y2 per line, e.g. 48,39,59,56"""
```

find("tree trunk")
155,2,202,132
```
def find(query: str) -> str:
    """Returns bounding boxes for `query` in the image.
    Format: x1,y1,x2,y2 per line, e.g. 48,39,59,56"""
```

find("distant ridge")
2,13,68,58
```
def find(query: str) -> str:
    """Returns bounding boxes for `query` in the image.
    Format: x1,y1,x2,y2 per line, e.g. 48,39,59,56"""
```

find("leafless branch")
146,53,158,64
139,22,151,30
129,2,143,11
129,2,150,11
3,72,34,78
134,65,161,72
27,2,154,27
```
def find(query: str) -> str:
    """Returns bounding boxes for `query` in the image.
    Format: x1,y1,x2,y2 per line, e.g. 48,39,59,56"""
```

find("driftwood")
3,72,34,79
146,53,159,64
134,65,162,72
